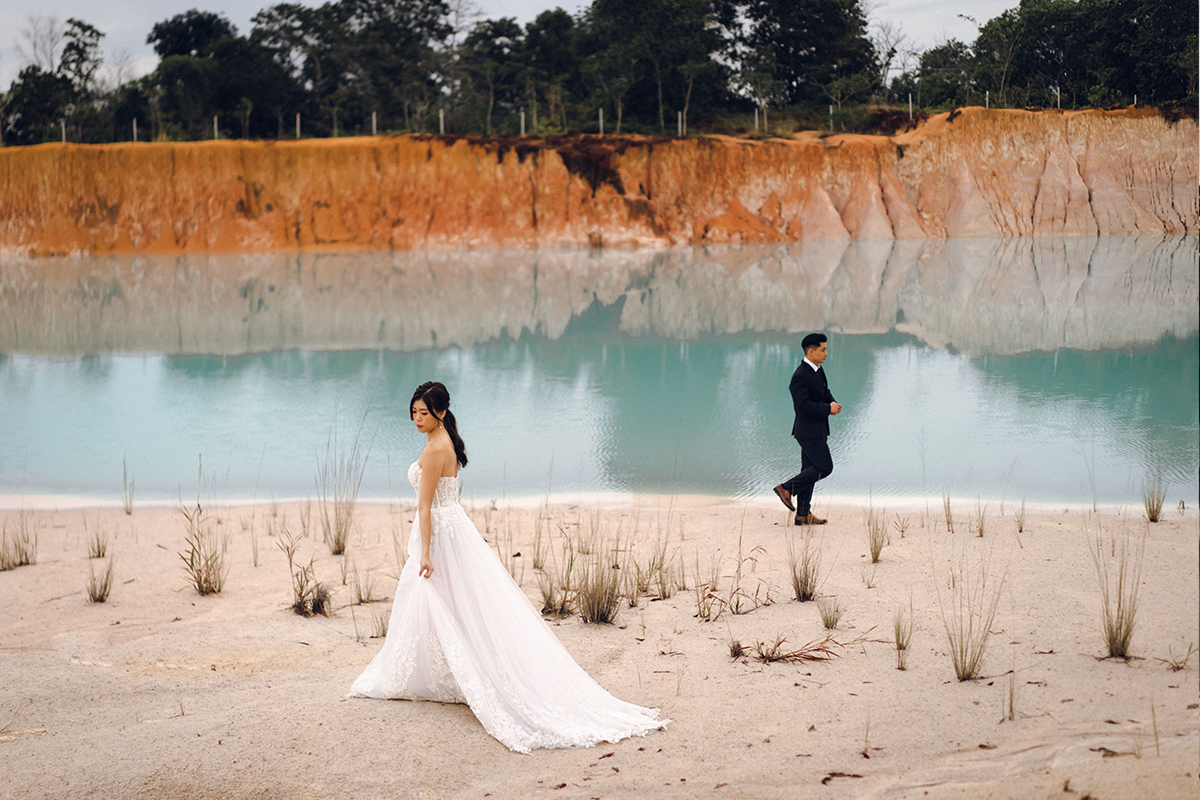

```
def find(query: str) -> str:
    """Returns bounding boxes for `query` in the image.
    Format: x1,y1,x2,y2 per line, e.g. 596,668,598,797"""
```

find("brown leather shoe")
773,484,795,511
794,513,827,525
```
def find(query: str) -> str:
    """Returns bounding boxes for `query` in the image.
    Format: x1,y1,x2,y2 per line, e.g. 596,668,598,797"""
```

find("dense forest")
1,0,1195,145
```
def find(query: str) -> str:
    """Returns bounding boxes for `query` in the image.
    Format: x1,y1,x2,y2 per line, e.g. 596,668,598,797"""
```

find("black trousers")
781,437,833,515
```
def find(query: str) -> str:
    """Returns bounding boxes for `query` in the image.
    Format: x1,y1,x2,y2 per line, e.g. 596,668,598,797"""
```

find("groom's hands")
830,402,842,415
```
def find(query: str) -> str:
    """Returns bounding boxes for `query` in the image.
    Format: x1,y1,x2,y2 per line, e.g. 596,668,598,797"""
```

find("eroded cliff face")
0,108,1194,256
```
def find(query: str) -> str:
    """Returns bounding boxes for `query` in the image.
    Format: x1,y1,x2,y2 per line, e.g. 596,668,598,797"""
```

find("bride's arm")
416,448,440,578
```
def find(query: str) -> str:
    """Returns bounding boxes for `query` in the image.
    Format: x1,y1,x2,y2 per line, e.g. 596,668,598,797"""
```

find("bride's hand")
419,555,434,579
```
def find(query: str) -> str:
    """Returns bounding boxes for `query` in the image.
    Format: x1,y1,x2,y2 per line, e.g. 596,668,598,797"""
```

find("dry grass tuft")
122,457,134,515
277,526,329,616
370,607,389,638
179,499,228,596
1143,475,1166,523
942,492,954,533
576,533,623,625
893,601,914,670
893,514,911,538
352,562,378,605
728,637,747,660
85,518,109,559
317,405,373,556
1015,498,1027,534
787,529,822,601
752,634,843,664
817,595,842,630
865,501,887,562
87,557,115,603
936,550,1004,681
1089,523,1145,660
1155,643,1196,672
1,511,38,570
971,499,988,537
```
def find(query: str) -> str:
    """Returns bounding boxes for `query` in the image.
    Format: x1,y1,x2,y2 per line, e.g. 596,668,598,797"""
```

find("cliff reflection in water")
2,235,1195,358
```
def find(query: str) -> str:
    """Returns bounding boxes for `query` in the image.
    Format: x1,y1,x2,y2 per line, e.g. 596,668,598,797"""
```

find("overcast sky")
0,0,1015,90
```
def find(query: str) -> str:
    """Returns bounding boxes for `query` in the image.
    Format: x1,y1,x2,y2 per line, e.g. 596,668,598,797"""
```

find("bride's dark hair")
410,381,468,467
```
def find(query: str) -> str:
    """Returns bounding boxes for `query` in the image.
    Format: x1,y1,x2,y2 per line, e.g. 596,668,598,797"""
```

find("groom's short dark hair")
801,333,827,352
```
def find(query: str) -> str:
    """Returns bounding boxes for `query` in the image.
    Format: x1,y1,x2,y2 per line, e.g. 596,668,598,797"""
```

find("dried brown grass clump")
1143,475,1166,522
817,595,842,630
576,544,623,625
87,557,115,602
1,511,38,570
893,601,914,670
86,523,109,559
751,634,843,664
122,457,134,515
865,501,887,562
787,529,822,601
937,550,1004,681
1090,523,1145,659
1155,643,1196,672
277,527,329,616
316,404,373,556
179,499,228,595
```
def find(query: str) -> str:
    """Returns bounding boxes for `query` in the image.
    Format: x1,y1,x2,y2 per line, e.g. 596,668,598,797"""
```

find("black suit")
782,361,836,515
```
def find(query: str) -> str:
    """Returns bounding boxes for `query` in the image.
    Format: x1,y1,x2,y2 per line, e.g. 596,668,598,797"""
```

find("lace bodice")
407,461,459,508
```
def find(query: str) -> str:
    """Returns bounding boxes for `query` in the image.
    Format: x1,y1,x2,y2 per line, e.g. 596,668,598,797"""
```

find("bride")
348,381,666,752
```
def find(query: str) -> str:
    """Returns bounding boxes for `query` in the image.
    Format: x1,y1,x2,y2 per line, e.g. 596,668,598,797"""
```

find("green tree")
727,0,877,106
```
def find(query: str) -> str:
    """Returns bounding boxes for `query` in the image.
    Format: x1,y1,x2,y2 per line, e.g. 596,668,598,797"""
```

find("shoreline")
2,490,1193,518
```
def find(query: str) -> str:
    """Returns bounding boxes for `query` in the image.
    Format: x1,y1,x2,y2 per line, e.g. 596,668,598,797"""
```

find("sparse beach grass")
87,557,114,603
786,528,821,601
936,549,1004,681
575,533,622,625
122,457,134,515
893,600,914,670
1,511,38,570
1143,475,1166,522
1090,521,1145,659
864,500,887,562
317,405,373,556
817,595,842,630
179,499,228,596
85,518,109,559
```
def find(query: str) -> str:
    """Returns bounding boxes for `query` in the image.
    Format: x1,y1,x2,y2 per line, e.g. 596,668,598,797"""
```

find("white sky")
0,0,1014,91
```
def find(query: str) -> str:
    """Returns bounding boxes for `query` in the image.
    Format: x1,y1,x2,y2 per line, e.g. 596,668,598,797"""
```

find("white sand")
2,499,1197,799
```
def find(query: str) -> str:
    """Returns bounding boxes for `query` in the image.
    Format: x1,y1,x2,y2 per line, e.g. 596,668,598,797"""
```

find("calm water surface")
1,237,1196,509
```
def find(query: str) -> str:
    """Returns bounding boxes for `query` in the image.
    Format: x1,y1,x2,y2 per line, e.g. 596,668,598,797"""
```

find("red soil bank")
0,107,1194,256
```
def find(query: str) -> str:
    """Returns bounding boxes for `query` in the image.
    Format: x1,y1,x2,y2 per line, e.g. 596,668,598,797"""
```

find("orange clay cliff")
0,107,1194,257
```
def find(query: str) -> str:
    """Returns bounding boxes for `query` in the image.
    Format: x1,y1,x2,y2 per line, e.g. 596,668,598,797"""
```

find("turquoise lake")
1,236,1196,509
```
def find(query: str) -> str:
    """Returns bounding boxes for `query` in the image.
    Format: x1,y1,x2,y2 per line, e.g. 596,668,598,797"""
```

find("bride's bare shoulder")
418,437,457,477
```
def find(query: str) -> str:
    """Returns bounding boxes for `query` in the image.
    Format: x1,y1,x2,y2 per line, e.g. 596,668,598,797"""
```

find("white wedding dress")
348,462,665,753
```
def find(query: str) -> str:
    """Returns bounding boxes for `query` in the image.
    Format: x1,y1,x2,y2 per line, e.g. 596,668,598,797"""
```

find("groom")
774,333,841,525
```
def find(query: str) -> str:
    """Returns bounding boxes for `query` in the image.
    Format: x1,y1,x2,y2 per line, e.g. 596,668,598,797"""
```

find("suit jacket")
789,362,836,440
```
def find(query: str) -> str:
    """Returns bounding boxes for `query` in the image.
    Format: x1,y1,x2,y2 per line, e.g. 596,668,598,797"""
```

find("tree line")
1,0,1194,146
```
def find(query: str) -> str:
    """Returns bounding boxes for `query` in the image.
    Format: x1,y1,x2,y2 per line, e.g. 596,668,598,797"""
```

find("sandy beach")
2,496,1196,799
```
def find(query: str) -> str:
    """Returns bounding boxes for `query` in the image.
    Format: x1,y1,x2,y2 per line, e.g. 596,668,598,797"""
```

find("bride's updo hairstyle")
410,381,468,468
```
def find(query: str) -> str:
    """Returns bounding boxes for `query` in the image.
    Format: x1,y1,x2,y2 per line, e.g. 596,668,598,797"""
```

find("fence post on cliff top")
296,113,300,139
908,93,912,120
754,107,758,131
213,115,219,139
372,111,377,136
677,111,682,136
520,110,525,135
439,108,445,134
133,118,137,142
60,120,65,143
599,107,603,135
